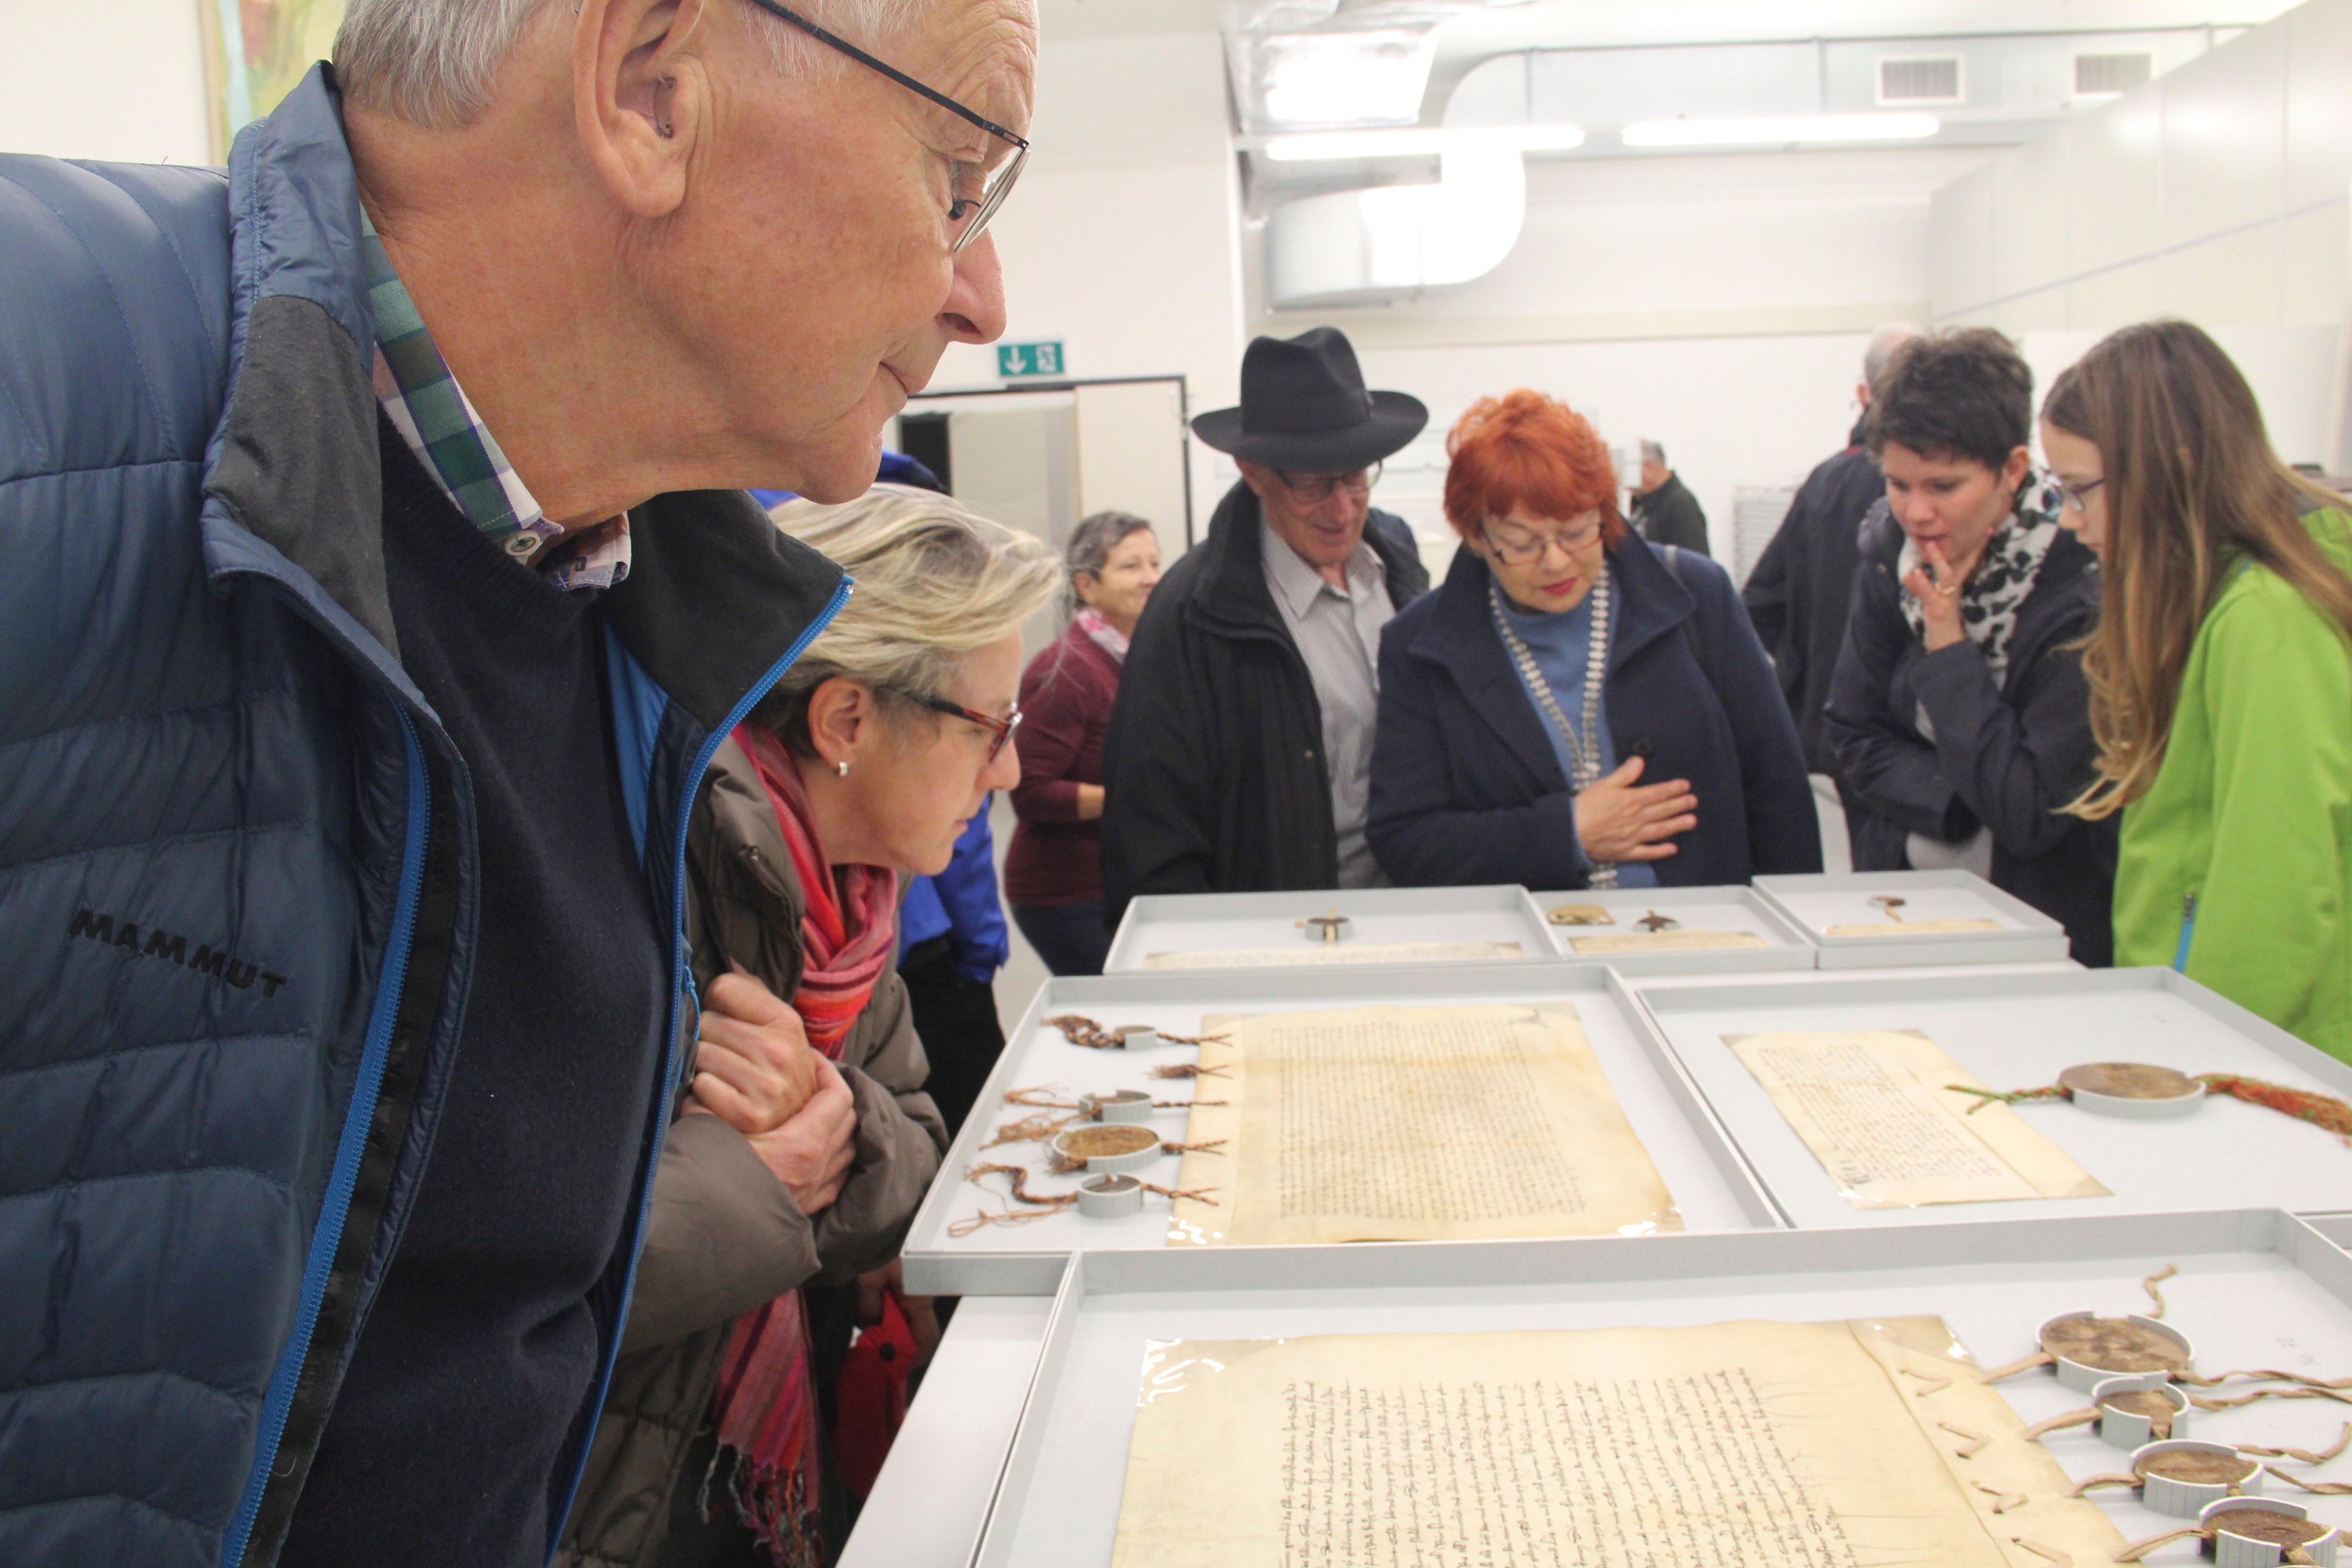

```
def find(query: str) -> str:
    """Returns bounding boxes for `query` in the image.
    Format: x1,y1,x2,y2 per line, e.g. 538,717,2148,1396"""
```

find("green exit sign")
997,340,1066,378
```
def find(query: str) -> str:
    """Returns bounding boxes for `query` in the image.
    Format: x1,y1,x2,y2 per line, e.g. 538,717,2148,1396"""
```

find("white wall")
1931,0,2352,466
0,0,212,163
928,29,1245,545
1267,146,1995,561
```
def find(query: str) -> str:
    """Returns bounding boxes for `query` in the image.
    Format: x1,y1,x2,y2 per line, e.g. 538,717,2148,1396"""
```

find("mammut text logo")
67,909,289,997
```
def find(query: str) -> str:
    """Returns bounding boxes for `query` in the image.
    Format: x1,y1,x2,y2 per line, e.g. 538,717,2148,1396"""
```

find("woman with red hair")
1369,390,1820,889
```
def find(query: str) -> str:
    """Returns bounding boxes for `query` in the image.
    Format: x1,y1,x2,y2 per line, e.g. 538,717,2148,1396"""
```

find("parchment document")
1170,1004,1678,1245
1143,941,1522,970
1823,918,2004,937
1731,1030,2108,1209
1109,1317,2127,1568
1568,929,1770,953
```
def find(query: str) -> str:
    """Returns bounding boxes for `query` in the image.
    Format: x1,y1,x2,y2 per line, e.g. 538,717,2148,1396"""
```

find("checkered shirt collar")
361,210,630,591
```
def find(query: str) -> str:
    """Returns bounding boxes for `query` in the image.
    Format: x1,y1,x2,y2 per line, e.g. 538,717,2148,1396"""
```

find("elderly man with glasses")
1100,328,1433,921
0,0,1032,1564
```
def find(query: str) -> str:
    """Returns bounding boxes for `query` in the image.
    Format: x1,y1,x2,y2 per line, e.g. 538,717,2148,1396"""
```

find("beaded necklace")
1488,568,1616,888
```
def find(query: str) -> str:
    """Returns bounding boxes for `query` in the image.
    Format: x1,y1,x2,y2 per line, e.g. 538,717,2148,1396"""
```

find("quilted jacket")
0,66,846,1568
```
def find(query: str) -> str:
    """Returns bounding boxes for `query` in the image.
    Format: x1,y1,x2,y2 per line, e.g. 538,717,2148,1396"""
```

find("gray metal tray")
972,1209,2352,1567
1100,883,1554,973
1636,966,2352,1228
901,962,1782,1295
1754,868,2072,966
1531,883,1816,974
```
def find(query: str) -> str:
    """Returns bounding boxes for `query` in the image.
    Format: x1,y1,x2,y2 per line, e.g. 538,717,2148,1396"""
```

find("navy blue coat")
0,69,845,1567
1369,540,1822,889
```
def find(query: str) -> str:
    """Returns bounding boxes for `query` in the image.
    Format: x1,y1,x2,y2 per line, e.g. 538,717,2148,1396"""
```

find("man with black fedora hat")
1100,327,1431,919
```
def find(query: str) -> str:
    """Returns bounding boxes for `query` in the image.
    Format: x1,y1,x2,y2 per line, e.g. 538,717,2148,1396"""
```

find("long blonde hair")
2046,321,2352,819
755,485,1061,750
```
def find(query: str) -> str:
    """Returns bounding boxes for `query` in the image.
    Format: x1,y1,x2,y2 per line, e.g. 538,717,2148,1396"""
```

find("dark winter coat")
1368,542,1822,890
0,69,845,1567
1099,480,1429,921
1742,417,1886,774
557,739,946,1568
1631,472,1711,556
1825,508,2118,964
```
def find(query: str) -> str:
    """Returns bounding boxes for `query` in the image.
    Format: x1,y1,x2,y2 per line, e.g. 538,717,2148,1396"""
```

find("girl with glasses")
2043,321,2352,1059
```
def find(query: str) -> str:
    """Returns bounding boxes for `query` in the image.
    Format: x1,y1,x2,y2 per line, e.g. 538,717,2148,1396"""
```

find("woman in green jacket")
2040,321,2352,1060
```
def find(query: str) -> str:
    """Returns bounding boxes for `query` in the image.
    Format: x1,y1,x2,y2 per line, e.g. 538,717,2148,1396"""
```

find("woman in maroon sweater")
1008,512,1163,974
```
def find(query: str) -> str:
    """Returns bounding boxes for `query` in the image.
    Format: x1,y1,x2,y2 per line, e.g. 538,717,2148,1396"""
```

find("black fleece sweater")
280,434,668,1566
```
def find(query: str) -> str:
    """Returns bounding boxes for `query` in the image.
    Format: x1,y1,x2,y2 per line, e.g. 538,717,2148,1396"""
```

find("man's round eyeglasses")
1274,462,1380,505
740,0,1029,253
1483,518,1602,566
895,688,1023,763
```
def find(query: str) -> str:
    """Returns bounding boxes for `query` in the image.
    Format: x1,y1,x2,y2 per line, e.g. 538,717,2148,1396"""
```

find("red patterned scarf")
708,723,900,1565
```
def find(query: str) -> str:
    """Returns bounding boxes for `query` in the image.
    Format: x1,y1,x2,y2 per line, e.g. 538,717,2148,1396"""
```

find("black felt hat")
1191,327,1428,472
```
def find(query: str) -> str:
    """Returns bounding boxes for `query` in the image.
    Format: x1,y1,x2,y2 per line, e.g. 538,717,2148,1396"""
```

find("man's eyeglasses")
894,688,1023,763
740,0,1030,253
1483,517,1603,566
1274,463,1380,506
2056,475,2108,511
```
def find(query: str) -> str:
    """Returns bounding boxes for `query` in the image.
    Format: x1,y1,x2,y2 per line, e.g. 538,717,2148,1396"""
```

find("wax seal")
1079,1089,1155,1124
1296,910,1350,943
2132,1440,2261,1518
1547,903,1614,927
2091,1374,2189,1449
2038,1312,2195,1391
1051,1122,1161,1173
2201,1498,2340,1567
1076,1172,1145,1218
2057,1062,2206,1120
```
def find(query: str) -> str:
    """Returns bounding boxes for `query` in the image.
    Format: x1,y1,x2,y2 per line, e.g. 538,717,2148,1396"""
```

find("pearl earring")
836,760,850,777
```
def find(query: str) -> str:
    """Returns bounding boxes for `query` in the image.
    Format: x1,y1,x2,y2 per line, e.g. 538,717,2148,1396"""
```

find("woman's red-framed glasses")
898,689,1022,763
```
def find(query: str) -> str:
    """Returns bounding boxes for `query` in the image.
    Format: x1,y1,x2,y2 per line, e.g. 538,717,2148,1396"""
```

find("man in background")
1101,327,1430,919
1629,440,1712,556
1742,323,1920,859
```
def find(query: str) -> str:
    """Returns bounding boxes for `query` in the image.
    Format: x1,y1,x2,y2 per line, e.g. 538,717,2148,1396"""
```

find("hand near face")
1902,538,1970,653
743,1058,858,1218
689,970,822,1134
1573,755,1697,865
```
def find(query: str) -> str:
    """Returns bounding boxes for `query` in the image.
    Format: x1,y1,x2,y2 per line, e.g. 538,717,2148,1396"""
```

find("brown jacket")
557,737,947,1568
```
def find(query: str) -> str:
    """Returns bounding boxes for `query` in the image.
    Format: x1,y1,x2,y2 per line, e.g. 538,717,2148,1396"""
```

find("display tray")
1636,966,2352,1229
973,1209,2352,1568
901,963,1782,1295
1098,883,1554,974
1530,883,1816,974
1754,868,2073,966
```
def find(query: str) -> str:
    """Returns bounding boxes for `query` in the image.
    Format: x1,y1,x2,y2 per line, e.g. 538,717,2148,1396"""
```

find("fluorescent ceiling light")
1620,112,1940,148
1263,125,1586,161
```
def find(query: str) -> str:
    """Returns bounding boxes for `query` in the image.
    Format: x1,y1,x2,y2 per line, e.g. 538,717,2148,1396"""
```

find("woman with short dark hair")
1005,511,1163,975
1369,390,1819,889
1824,327,2117,962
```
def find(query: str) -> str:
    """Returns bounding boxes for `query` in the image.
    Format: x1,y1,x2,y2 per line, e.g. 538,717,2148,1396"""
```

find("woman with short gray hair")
559,485,1060,1568
1005,511,1164,975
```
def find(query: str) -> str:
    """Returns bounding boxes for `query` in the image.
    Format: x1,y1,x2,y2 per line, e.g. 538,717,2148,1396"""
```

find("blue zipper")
2173,891,2198,973
218,706,431,1568
544,574,853,1555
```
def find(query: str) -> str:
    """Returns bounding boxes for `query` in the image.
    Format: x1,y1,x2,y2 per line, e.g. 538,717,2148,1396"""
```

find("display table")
1100,883,1554,972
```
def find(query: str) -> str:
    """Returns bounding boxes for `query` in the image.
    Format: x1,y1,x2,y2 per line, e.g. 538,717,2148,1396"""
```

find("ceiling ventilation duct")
2074,51,2155,97
1876,56,1965,107
1264,138,1526,308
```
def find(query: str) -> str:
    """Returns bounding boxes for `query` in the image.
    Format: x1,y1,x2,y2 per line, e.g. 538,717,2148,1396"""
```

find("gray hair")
1064,510,1155,614
753,484,1061,749
1639,440,1666,468
335,0,934,130
1864,322,1923,394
